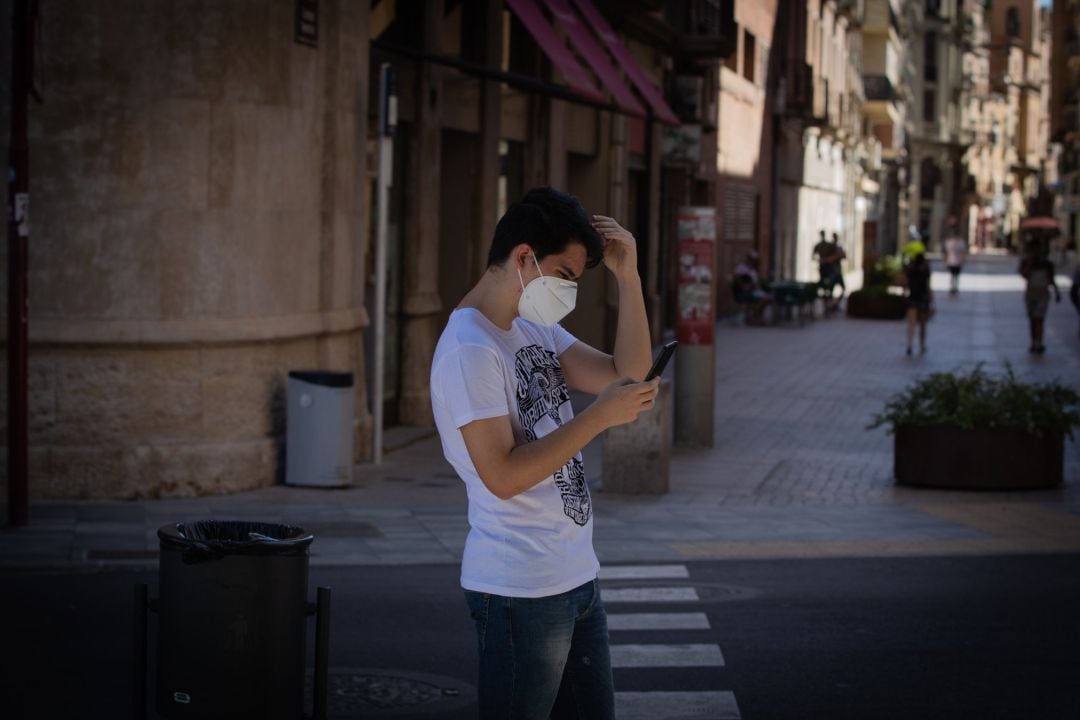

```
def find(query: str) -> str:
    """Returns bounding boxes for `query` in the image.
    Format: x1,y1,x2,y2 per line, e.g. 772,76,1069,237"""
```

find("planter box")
895,424,1064,490
847,290,907,320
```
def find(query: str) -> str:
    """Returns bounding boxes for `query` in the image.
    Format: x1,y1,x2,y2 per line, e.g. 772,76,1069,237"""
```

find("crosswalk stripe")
607,612,711,631
610,643,724,668
604,586,699,603
599,564,690,580
614,691,741,719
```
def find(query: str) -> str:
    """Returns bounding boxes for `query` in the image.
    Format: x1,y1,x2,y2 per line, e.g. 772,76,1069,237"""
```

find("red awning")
505,0,604,102
544,0,645,118
572,0,680,126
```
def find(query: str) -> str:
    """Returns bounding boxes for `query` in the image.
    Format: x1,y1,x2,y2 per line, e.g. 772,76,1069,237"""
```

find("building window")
924,33,937,82
724,22,739,72
923,88,936,123
1006,7,1021,38
723,184,757,242
920,158,941,201
925,0,941,16
743,29,756,84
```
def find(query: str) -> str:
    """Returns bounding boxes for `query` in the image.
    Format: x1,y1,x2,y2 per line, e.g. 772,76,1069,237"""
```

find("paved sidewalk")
2,254,1078,570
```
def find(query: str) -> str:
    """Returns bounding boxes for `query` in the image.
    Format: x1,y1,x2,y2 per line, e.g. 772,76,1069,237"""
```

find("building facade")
2,0,374,499
862,0,912,256
983,0,1053,247
773,0,876,284
904,0,969,251
1051,0,1080,253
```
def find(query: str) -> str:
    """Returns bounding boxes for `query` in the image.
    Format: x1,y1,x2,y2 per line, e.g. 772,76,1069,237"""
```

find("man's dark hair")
487,187,604,269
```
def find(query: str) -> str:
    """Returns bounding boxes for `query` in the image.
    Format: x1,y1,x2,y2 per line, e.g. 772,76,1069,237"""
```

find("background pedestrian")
902,252,933,356
1019,241,1061,354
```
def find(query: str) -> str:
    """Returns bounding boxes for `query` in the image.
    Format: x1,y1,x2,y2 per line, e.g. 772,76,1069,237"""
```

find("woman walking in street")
902,252,933,356
1020,242,1061,354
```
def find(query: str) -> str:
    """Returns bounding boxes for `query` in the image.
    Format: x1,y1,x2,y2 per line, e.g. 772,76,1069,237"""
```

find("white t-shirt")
944,236,968,267
430,308,599,598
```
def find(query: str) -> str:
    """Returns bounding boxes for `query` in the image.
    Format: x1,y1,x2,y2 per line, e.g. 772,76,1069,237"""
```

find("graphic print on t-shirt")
554,456,591,526
514,344,591,526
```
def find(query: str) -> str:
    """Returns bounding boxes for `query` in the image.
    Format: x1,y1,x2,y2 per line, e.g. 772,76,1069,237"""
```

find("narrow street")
2,254,1078,719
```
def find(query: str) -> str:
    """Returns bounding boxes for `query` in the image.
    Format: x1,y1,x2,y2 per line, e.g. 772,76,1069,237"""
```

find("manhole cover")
306,668,475,717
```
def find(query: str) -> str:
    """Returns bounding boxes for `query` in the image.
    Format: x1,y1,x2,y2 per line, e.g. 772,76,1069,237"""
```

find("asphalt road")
2,554,1079,719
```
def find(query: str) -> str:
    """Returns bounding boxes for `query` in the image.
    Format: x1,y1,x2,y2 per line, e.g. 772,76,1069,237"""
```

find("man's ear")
513,244,533,269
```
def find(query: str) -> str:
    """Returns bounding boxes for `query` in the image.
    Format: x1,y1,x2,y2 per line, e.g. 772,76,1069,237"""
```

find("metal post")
372,62,396,465
133,584,148,720
6,0,32,528
312,586,332,720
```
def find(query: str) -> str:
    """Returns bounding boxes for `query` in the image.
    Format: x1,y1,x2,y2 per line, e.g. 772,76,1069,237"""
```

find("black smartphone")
644,340,678,381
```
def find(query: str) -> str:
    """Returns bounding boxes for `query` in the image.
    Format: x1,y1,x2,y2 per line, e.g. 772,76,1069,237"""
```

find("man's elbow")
477,470,519,501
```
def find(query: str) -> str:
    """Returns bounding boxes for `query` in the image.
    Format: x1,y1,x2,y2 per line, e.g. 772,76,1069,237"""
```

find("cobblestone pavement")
2,254,1078,569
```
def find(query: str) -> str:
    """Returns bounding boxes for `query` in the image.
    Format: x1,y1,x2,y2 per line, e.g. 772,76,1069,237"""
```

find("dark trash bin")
154,521,315,720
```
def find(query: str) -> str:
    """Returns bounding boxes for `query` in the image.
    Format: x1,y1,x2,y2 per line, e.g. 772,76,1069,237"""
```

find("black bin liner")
155,520,314,720
158,520,314,564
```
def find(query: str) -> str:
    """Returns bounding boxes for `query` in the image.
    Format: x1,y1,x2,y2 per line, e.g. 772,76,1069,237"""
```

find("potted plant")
847,254,907,320
868,365,1080,489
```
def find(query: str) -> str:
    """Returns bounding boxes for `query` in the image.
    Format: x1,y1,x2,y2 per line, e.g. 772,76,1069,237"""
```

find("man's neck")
458,269,519,331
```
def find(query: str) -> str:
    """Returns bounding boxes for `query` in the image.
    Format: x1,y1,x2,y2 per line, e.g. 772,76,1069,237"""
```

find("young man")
430,187,658,719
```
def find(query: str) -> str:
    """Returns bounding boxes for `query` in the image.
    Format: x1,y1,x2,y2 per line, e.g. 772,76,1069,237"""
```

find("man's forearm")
612,272,652,380
501,406,607,498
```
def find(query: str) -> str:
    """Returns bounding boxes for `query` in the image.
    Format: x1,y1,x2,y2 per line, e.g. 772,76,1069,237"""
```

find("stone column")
472,0,503,283
399,0,444,426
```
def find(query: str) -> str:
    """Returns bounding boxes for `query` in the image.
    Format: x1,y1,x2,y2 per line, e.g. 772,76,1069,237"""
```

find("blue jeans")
463,578,614,720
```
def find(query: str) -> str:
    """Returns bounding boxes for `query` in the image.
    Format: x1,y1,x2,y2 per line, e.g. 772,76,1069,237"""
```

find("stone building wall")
0,0,372,498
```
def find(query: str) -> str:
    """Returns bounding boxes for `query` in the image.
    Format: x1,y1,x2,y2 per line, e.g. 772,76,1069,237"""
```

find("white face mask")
517,253,578,326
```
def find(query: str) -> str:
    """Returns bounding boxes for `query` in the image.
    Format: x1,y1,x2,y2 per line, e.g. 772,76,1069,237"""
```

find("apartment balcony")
864,74,897,102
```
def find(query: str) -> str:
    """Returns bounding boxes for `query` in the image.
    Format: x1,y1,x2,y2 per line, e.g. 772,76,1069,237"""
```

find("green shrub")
868,364,1080,439
865,254,904,289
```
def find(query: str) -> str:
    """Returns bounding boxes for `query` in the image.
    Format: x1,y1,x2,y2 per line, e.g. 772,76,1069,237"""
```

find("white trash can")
286,371,354,487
